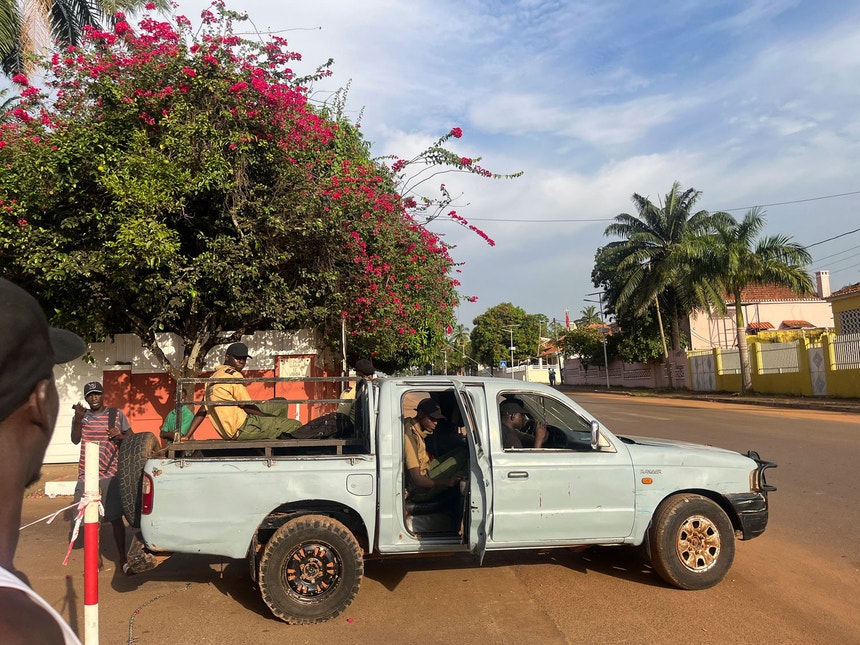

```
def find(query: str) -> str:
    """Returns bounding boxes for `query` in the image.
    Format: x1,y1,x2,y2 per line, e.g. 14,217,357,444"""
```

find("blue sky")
39,1,860,327
216,0,856,329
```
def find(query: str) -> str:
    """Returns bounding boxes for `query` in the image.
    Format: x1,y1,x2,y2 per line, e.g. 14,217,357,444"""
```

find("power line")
806,227,860,249
812,243,860,262
455,189,860,223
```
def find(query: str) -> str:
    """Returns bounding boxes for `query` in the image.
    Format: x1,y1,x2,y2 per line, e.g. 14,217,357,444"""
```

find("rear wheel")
648,494,735,590
259,515,363,624
118,432,161,528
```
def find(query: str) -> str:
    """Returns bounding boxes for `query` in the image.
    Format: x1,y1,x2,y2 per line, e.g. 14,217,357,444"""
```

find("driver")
500,399,547,449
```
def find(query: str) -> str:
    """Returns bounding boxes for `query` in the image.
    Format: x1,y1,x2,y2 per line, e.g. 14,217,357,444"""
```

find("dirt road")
15,395,860,644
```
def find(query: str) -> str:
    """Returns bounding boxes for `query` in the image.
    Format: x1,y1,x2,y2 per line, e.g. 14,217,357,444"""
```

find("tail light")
141,473,154,515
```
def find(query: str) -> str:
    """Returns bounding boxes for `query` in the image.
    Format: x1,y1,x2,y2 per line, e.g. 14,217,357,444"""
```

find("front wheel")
259,515,363,624
648,494,735,590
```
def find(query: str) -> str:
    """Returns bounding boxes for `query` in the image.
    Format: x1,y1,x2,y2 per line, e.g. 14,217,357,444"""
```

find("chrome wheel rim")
675,514,721,572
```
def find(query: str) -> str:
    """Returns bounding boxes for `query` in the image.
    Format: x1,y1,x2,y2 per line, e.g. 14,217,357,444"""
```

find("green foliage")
0,0,170,76
576,305,600,326
0,6,470,378
703,207,814,392
561,327,605,370
608,306,668,364
601,181,727,351
470,303,543,374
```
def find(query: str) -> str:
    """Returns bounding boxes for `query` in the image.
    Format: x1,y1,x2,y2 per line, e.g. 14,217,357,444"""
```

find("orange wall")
103,355,341,442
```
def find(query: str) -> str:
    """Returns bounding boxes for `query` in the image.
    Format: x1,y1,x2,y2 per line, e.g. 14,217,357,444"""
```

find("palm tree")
706,207,813,393
602,181,726,352
576,305,601,327
447,323,471,373
0,0,167,76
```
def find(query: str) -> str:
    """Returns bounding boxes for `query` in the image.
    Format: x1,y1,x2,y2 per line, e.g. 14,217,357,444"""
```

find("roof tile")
747,321,774,331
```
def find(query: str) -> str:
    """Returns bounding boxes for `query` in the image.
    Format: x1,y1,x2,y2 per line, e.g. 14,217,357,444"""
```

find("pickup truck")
118,376,776,624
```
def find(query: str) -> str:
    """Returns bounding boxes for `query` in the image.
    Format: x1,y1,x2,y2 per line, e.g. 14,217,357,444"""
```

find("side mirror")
590,420,600,451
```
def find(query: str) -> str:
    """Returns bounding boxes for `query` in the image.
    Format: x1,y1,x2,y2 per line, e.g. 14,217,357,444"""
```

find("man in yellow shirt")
404,398,468,503
186,343,301,440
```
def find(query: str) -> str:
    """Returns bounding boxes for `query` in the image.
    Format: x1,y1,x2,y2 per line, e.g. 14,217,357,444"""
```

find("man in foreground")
0,278,86,644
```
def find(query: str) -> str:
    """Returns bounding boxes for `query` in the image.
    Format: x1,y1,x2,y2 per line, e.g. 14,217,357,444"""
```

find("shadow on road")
363,544,666,591
108,553,278,621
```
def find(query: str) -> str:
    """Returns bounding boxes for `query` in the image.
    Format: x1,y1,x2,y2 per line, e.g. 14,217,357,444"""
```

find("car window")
498,392,593,451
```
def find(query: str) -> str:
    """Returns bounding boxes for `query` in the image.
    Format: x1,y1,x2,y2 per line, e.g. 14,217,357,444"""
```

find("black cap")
226,342,251,359
355,359,375,376
0,279,86,421
417,398,445,420
500,399,526,416
84,381,103,397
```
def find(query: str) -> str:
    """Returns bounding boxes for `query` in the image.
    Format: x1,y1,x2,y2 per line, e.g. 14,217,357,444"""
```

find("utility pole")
585,292,610,389
503,325,519,380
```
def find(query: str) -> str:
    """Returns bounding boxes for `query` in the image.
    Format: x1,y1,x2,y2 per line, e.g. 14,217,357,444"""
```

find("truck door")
488,391,635,546
454,384,491,563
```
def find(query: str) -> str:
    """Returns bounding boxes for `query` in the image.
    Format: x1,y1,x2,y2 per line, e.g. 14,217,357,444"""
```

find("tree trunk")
733,294,752,393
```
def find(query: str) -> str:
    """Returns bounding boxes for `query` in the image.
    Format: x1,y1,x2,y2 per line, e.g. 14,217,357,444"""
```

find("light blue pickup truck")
119,376,775,624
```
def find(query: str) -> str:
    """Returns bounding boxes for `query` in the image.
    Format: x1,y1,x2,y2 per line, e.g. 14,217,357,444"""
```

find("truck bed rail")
165,437,366,459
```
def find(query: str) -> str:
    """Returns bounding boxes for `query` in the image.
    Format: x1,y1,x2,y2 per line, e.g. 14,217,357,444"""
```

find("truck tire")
648,494,735,590
118,432,161,528
259,514,363,624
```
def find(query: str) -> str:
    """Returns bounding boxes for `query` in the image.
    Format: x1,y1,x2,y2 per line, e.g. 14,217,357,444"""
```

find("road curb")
555,386,860,414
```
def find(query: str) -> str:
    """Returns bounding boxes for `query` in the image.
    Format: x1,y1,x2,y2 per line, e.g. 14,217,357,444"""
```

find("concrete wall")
688,300,834,350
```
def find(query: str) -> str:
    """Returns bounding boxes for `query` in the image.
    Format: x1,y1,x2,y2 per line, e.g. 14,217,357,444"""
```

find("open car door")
454,382,491,564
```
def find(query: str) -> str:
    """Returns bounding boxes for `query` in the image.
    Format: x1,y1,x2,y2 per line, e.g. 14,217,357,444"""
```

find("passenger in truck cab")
424,390,467,460
500,398,547,449
403,398,468,503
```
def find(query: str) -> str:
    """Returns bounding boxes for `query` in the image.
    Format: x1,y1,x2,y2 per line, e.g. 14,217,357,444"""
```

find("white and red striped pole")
83,441,100,644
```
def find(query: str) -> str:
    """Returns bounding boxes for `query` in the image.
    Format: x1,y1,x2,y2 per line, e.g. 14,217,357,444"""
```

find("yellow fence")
689,333,860,398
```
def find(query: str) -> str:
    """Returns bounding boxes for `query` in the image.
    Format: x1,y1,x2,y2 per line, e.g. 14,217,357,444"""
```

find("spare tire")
118,432,161,528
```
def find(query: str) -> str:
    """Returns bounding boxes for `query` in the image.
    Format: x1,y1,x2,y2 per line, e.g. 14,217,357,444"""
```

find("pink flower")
229,81,248,93
11,74,28,86
450,127,462,138
145,2,155,9
181,67,197,77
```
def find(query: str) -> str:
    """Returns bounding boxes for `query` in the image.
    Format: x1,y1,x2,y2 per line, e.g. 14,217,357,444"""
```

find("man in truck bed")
185,342,301,440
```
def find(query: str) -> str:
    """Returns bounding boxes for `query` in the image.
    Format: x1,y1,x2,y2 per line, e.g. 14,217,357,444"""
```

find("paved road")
16,393,860,644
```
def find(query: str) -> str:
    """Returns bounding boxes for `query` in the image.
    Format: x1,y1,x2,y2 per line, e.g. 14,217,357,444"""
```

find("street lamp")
502,325,519,380
585,292,610,389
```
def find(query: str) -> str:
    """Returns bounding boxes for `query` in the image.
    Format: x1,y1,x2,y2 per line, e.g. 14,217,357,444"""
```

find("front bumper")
725,492,769,540
727,450,777,540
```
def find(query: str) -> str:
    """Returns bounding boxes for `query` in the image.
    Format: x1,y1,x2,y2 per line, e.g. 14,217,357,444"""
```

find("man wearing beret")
185,342,301,440
0,279,85,643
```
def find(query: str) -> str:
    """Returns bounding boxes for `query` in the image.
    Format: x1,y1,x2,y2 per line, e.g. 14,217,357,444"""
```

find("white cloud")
168,0,860,317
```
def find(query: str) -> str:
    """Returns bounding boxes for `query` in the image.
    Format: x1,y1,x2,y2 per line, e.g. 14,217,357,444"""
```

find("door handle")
507,471,529,479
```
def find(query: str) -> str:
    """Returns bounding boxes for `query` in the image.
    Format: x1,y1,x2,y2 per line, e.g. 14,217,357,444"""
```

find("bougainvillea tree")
0,2,513,376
